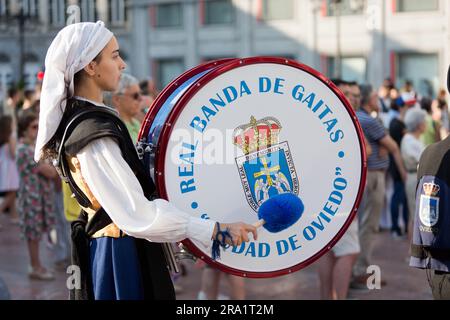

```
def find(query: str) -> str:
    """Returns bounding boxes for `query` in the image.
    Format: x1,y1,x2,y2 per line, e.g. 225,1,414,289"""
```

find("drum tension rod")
136,139,155,160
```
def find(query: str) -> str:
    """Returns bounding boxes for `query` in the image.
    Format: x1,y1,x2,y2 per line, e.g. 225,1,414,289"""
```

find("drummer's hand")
212,222,258,247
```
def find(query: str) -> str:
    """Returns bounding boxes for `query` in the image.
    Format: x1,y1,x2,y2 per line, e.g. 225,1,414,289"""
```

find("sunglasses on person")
122,92,142,101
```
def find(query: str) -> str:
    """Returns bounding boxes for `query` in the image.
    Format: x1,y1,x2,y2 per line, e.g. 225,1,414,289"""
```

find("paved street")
0,213,432,300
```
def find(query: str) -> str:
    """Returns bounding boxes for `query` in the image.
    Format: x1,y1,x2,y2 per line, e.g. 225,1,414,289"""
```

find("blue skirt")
89,236,144,300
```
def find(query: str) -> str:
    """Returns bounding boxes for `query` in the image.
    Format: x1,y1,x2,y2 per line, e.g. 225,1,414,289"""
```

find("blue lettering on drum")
189,76,344,144
179,141,197,194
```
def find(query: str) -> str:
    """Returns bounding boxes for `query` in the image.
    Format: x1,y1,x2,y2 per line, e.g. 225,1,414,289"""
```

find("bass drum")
139,57,367,278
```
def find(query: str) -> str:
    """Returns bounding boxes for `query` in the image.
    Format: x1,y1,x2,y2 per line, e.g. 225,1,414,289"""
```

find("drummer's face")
93,36,126,92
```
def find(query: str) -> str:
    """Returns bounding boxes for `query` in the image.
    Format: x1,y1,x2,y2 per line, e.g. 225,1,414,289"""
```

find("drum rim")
138,58,237,140
153,56,368,278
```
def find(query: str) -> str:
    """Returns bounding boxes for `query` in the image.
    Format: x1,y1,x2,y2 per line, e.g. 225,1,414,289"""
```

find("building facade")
0,0,449,99
130,0,450,98
0,0,131,92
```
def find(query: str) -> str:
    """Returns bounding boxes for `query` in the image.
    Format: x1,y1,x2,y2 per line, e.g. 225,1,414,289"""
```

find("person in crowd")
316,79,362,299
17,111,57,280
378,78,395,113
433,88,449,139
410,120,450,300
420,97,441,146
381,87,401,128
103,73,143,142
51,177,71,270
401,108,427,240
137,78,158,121
352,84,407,288
388,97,410,238
198,265,245,300
401,80,418,107
3,88,21,131
0,115,19,227
22,90,36,111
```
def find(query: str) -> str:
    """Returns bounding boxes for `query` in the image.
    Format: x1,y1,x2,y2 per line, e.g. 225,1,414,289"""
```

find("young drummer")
35,21,257,300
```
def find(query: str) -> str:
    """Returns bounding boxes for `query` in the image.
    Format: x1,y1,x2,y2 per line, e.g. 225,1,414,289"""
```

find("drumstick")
253,219,265,229
253,193,304,233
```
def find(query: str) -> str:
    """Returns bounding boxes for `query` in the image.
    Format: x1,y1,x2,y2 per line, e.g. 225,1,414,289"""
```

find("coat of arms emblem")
234,116,299,212
419,182,440,227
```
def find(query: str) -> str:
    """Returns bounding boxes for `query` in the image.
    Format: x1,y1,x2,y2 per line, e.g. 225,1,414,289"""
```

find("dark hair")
17,111,38,139
390,97,405,112
7,87,18,99
73,52,103,89
383,78,394,90
331,78,346,87
359,84,373,107
0,116,12,146
30,99,40,113
139,80,149,95
420,97,432,114
24,89,34,100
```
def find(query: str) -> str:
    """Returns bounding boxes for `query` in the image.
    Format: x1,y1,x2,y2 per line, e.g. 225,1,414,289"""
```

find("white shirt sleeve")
76,137,216,248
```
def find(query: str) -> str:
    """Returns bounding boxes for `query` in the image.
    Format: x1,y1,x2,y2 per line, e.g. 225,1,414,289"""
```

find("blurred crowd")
317,77,449,299
0,70,448,299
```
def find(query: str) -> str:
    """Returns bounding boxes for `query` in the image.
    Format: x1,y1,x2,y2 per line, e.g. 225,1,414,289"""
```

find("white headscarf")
34,21,113,161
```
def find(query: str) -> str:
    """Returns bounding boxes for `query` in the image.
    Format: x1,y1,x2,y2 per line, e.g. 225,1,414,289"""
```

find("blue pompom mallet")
253,193,304,233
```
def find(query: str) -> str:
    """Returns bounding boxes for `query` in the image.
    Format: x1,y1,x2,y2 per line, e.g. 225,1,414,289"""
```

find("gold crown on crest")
233,116,282,155
423,182,440,196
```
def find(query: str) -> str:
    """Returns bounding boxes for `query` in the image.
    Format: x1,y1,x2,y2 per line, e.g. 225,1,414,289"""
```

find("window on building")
327,56,367,83
22,0,39,17
203,0,234,25
326,0,366,16
262,0,294,21
0,0,39,19
155,3,182,28
108,0,127,26
396,0,438,12
397,53,438,98
0,0,9,17
0,59,13,95
24,62,40,90
49,0,66,26
81,0,98,22
155,58,185,90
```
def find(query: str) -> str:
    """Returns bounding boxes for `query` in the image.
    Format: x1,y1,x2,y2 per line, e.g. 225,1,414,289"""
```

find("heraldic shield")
419,182,441,227
234,116,299,212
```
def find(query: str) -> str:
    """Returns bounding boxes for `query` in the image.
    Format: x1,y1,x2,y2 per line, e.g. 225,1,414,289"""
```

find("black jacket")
56,98,175,300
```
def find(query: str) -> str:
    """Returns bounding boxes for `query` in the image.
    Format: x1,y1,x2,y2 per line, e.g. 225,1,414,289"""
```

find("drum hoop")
138,58,237,140
153,56,368,278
